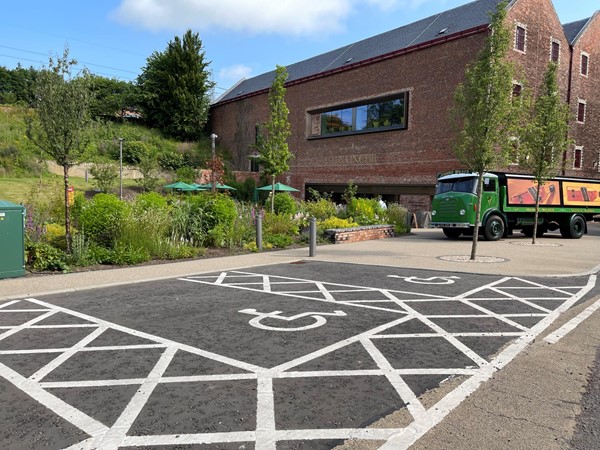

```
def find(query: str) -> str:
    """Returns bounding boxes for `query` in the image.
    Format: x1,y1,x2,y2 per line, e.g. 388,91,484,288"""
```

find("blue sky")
1,0,597,96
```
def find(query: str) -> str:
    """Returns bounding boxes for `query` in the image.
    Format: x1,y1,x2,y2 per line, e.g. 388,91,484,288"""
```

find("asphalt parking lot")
1,260,598,450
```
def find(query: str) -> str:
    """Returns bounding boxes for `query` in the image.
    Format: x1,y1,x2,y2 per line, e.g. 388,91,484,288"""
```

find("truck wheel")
483,215,504,241
561,215,585,239
443,228,463,239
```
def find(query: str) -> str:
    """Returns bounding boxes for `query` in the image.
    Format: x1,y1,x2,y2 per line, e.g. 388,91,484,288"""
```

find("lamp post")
118,138,124,200
210,133,218,193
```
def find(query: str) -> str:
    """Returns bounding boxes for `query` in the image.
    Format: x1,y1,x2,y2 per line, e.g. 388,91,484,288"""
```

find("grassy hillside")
0,106,214,179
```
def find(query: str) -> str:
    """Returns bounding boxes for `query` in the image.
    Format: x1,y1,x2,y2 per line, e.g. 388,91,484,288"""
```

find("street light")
210,133,218,193
118,138,124,200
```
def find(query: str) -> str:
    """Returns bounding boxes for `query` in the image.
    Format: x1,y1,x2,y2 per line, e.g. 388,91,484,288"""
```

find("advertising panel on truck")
506,178,560,206
563,182,600,206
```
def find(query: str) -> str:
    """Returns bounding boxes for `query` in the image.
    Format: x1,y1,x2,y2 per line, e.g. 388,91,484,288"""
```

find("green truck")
430,171,600,241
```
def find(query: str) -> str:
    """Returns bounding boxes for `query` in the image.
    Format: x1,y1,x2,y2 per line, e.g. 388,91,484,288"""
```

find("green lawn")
0,175,140,204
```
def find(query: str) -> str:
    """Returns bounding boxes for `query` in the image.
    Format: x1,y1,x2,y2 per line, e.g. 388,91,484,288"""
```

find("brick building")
209,0,599,211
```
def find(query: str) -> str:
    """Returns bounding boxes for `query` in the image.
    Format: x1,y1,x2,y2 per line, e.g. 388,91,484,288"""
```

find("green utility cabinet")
0,200,26,279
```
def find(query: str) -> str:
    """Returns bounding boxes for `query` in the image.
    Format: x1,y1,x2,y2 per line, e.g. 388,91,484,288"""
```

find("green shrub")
227,202,255,249
175,166,197,184
169,193,237,248
26,241,69,272
109,242,151,265
68,232,96,266
302,198,337,221
118,206,171,258
265,233,294,248
347,197,386,225
318,217,358,230
386,203,410,234
134,191,168,212
264,212,299,236
89,162,119,193
78,194,128,247
273,192,298,216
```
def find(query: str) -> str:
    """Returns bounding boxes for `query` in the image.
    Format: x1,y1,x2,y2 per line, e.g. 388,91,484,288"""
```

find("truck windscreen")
435,177,478,195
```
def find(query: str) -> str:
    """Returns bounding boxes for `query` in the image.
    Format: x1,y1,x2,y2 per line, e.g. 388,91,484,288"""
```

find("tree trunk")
470,173,484,260
63,165,72,254
533,182,541,245
270,175,275,213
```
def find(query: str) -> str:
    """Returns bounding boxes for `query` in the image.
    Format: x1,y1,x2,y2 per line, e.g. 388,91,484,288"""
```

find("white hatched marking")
361,338,426,419
0,310,57,341
29,326,108,382
89,346,178,448
0,361,108,437
0,300,21,309
0,270,592,450
380,274,597,449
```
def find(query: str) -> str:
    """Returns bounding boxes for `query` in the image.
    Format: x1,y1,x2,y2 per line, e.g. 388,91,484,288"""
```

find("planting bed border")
325,224,396,244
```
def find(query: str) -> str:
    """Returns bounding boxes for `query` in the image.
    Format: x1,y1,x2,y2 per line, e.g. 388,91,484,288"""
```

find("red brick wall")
210,0,599,209
212,32,488,199
568,13,600,177
326,225,396,244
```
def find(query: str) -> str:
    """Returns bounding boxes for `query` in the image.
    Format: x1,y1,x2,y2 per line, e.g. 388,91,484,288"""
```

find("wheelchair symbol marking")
387,275,460,285
238,309,347,331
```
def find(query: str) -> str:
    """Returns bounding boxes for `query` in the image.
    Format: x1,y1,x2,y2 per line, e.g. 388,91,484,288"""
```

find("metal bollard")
309,217,317,257
256,214,263,251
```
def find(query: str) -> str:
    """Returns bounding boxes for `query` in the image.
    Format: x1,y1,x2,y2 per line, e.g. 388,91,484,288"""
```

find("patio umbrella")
256,182,299,192
163,181,200,191
194,183,237,190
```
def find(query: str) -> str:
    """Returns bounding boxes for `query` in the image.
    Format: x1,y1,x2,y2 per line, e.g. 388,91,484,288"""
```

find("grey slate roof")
562,16,592,45
215,0,503,104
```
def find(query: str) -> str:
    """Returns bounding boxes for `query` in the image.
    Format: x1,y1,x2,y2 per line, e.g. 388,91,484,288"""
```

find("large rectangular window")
309,93,409,138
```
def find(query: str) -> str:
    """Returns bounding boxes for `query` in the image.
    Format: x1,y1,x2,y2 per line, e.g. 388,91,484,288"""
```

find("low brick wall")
325,225,396,244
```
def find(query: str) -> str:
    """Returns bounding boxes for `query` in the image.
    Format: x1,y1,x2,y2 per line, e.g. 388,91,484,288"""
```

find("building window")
515,24,526,52
573,147,583,169
577,101,586,123
581,53,589,76
550,40,560,63
309,92,409,138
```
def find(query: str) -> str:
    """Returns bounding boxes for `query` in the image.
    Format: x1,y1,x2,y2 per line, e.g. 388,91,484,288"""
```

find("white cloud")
112,0,404,35
218,64,254,83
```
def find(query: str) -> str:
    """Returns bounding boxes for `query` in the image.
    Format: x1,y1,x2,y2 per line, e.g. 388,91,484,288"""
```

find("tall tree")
519,62,570,244
451,0,519,259
26,48,93,252
256,65,293,212
137,30,214,140
88,75,140,119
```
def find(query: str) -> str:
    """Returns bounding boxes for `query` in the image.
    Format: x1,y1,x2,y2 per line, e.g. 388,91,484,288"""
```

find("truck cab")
431,172,503,240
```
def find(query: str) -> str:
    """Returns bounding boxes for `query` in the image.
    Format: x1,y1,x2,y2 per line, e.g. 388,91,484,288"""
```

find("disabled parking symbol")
239,309,347,331
387,275,460,284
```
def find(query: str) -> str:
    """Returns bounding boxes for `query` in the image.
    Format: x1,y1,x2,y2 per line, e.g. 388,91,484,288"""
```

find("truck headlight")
432,210,437,216
459,209,466,216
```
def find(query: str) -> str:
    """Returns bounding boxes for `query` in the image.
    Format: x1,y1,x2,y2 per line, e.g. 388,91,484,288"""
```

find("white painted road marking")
0,271,596,450
238,308,347,331
387,275,461,284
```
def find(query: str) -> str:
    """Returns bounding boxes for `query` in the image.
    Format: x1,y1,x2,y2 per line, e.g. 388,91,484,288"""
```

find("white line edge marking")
544,295,600,344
